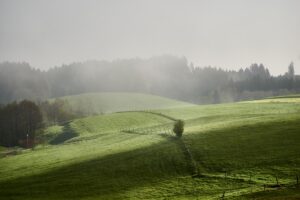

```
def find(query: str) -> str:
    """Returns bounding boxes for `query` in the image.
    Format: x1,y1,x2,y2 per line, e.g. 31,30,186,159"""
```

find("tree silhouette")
173,120,184,138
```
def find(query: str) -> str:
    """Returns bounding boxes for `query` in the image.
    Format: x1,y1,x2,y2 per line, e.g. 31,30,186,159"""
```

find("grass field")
52,92,194,114
0,94,300,199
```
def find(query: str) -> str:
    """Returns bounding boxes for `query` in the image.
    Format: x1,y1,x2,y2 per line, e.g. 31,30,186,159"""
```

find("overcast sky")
0,0,299,74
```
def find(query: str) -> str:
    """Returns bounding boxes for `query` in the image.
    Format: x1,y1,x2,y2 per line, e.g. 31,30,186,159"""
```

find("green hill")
1,96,300,199
52,92,194,114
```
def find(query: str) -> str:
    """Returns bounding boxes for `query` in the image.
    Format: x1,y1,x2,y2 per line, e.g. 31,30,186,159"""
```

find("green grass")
230,187,300,200
70,112,172,137
43,125,64,142
53,92,194,114
267,94,300,99
0,146,5,152
1,94,300,199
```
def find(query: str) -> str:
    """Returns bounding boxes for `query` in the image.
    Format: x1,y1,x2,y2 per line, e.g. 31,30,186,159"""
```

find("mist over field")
1,1,300,199
0,57,300,104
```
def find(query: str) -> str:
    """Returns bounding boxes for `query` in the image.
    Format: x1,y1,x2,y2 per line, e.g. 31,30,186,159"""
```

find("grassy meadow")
52,92,194,115
0,93,300,199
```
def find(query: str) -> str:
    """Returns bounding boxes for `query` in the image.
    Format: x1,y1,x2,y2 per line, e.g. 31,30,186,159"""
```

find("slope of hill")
0,96,300,199
52,92,194,114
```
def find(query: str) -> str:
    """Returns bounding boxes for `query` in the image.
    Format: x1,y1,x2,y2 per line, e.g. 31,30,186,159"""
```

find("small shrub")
173,120,184,138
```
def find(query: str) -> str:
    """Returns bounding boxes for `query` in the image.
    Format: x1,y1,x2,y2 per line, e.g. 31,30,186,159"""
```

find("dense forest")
0,55,299,104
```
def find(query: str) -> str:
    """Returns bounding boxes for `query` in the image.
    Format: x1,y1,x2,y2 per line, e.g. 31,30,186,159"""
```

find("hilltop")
52,92,194,114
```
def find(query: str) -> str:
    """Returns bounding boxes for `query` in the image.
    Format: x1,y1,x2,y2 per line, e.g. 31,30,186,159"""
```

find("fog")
1,0,300,74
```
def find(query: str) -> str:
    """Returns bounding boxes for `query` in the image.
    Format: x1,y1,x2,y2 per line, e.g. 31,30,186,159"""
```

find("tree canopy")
0,100,43,147
173,120,184,138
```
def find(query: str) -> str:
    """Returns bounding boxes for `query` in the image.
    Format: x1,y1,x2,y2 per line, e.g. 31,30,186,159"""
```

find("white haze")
0,0,300,75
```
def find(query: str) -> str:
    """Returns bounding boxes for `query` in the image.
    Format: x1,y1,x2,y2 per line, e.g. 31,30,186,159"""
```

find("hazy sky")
0,0,300,74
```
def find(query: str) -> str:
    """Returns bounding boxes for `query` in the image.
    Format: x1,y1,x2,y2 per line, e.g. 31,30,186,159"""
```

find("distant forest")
0,55,299,104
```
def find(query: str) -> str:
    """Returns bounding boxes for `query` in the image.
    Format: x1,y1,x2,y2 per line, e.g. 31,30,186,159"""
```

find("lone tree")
173,120,184,138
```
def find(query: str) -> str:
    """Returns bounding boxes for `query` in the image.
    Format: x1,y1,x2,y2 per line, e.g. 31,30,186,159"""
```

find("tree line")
0,100,43,147
0,99,76,147
0,56,299,104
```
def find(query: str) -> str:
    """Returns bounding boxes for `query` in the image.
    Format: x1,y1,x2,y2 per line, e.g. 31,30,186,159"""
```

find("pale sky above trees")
0,0,299,75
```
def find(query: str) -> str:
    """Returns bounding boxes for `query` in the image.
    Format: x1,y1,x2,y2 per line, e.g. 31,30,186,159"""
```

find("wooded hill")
1,55,299,104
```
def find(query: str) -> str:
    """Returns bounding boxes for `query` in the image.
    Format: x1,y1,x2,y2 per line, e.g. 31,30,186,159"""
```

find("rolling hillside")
0,96,300,199
52,92,194,114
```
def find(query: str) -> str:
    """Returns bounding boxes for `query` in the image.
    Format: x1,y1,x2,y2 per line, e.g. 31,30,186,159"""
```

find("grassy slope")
1,96,300,199
53,92,194,114
0,146,5,152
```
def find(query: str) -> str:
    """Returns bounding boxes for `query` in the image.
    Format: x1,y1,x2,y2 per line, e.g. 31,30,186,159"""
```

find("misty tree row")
0,101,43,147
0,99,77,147
0,55,299,104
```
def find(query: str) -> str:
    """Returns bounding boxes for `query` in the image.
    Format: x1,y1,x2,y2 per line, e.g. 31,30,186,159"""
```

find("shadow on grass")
49,123,79,145
232,187,300,200
3,117,300,199
184,117,300,173
0,139,188,200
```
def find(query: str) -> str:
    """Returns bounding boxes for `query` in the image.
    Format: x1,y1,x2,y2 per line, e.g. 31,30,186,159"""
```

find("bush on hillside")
173,120,184,138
